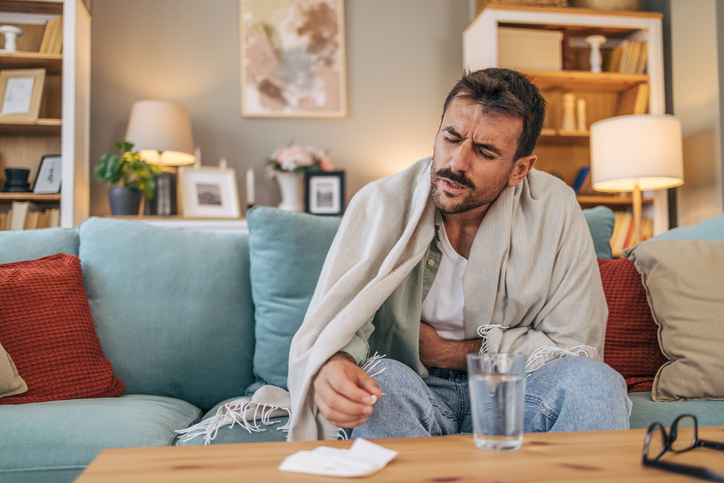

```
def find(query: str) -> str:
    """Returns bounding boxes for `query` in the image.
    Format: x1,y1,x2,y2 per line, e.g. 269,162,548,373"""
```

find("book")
8,201,30,231
46,208,61,228
612,212,632,258
47,15,63,55
572,166,590,193
38,19,55,53
24,211,40,230
618,40,630,74
636,41,648,74
616,83,649,116
0,212,7,231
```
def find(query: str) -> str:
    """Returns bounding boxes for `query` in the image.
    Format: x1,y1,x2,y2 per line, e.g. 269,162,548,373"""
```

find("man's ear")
508,155,536,187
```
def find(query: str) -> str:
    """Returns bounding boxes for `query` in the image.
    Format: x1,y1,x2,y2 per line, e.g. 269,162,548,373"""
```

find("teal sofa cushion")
0,395,199,483
652,213,724,240
0,228,78,264
176,396,288,446
78,218,255,411
247,207,341,390
583,206,615,259
629,391,724,429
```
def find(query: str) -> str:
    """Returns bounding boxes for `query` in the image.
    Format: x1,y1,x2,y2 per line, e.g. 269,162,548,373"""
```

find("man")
286,68,631,441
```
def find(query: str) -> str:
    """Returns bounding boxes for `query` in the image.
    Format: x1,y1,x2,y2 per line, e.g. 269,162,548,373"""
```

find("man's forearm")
419,322,483,371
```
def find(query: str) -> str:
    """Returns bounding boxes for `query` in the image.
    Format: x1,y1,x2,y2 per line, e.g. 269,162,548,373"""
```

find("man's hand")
419,322,483,371
313,352,383,428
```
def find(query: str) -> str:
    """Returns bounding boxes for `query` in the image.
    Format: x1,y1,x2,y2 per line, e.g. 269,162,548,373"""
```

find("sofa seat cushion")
628,391,724,429
0,394,200,481
78,218,256,412
175,396,288,446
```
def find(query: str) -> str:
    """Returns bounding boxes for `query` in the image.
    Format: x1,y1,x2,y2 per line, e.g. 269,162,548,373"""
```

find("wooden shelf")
524,70,649,92
0,52,63,74
0,1,63,15
539,128,590,145
0,118,62,135
0,192,61,201
576,194,653,207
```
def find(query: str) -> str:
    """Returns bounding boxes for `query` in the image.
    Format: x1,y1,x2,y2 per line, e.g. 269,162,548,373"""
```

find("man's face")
431,97,528,216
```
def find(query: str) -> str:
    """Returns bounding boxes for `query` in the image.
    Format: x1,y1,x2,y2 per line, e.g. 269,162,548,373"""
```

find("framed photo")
177,167,241,219
0,69,46,121
240,0,347,118
33,154,62,193
304,170,345,216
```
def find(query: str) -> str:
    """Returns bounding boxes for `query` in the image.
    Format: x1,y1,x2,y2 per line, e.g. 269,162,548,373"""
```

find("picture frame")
177,167,241,219
33,154,62,193
239,0,347,119
0,68,46,121
304,170,345,216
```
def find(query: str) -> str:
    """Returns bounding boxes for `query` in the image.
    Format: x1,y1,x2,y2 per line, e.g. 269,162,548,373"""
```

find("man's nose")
450,141,474,172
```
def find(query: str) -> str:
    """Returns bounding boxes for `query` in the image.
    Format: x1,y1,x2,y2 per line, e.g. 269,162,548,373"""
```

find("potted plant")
93,141,161,215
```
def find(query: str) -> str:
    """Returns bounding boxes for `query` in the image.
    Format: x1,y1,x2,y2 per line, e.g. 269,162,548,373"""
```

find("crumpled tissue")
278,438,398,477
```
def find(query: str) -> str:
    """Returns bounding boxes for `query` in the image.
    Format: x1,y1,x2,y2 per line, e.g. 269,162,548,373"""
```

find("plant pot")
276,172,302,211
108,187,142,215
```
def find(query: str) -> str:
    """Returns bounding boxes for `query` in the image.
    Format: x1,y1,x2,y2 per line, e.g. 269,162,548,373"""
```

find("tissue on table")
278,438,398,477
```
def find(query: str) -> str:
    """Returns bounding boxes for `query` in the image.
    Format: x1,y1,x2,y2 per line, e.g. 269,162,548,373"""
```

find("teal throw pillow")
247,207,341,391
583,205,615,259
651,213,724,241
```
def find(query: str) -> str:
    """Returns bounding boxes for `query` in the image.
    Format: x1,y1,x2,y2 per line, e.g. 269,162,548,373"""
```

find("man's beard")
430,164,513,215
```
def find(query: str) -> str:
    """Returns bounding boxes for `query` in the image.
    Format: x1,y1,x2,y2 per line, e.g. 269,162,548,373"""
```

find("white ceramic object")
576,98,588,132
0,25,23,52
561,93,577,132
585,35,606,74
276,171,302,211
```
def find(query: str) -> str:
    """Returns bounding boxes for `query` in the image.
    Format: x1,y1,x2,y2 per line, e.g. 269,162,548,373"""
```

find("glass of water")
467,352,526,451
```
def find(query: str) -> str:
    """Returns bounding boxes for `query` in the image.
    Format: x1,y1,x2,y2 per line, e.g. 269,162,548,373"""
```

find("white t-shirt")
420,221,467,341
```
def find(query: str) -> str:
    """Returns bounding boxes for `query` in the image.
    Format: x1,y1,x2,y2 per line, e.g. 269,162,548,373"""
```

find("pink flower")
319,158,335,171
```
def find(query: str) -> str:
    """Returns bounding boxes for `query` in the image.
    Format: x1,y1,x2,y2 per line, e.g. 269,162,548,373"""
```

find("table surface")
75,427,724,483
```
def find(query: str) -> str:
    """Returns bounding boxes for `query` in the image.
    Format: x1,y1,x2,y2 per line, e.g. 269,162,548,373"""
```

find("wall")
670,0,723,226
90,0,470,215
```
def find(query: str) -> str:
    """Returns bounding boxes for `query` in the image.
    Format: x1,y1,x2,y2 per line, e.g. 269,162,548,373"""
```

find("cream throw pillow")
0,341,27,398
625,239,724,402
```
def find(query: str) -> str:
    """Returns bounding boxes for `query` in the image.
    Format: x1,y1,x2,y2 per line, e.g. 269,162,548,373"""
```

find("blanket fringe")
361,352,387,378
176,399,291,446
525,344,594,372
476,324,506,354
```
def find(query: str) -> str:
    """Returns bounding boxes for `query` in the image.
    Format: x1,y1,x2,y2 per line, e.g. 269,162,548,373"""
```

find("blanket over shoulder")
286,157,607,441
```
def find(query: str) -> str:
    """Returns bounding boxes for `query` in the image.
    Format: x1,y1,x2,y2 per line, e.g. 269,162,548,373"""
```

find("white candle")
246,168,255,205
193,146,201,168
219,157,227,169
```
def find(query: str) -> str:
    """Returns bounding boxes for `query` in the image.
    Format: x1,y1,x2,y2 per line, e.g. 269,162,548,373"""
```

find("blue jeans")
350,356,632,439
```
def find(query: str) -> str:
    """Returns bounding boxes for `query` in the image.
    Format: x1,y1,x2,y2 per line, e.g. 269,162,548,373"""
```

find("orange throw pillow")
0,253,124,404
598,257,667,392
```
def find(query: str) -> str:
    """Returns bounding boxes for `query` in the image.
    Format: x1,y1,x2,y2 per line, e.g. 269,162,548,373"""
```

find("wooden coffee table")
75,427,724,482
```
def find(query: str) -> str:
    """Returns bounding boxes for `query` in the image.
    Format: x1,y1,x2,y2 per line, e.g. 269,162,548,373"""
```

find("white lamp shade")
590,114,684,191
125,100,196,166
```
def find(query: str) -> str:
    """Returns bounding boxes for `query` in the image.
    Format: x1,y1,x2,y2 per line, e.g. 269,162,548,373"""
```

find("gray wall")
90,0,471,215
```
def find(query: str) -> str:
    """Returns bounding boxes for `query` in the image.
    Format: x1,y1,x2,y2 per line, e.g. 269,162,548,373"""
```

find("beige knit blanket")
286,157,608,441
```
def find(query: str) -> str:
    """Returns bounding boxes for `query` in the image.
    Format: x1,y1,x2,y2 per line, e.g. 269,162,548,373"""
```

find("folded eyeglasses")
643,414,724,482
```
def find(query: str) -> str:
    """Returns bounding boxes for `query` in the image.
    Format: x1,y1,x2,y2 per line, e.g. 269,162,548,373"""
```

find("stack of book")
0,201,60,231
38,15,64,54
606,39,648,74
610,211,653,258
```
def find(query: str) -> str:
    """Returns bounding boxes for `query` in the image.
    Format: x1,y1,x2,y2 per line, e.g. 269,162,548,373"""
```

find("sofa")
1,206,723,483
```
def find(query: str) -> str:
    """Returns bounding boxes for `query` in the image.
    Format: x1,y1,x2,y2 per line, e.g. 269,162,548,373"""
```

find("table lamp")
590,114,684,245
125,100,196,215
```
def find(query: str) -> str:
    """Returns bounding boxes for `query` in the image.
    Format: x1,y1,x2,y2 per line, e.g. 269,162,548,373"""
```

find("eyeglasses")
643,414,724,482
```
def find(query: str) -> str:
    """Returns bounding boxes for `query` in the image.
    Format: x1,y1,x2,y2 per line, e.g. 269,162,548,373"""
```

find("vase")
108,187,142,215
276,172,302,211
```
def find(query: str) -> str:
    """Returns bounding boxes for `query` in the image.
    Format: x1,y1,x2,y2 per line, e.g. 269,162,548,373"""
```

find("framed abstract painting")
240,0,347,118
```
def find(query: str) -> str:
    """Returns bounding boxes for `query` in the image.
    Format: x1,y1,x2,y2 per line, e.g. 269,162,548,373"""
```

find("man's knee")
524,356,631,432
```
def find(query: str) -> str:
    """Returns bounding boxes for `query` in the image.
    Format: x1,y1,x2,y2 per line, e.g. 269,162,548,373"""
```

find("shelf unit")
0,0,91,228
464,4,668,233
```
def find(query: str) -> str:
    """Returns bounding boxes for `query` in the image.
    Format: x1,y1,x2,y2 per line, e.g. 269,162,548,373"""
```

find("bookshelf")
463,4,668,231
0,0,91,228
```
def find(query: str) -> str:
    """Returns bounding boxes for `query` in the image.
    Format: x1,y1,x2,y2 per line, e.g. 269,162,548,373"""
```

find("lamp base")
145,171,177,216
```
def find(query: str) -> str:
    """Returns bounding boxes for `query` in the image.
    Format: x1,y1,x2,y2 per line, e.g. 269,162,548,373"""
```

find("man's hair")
441,68,547,161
